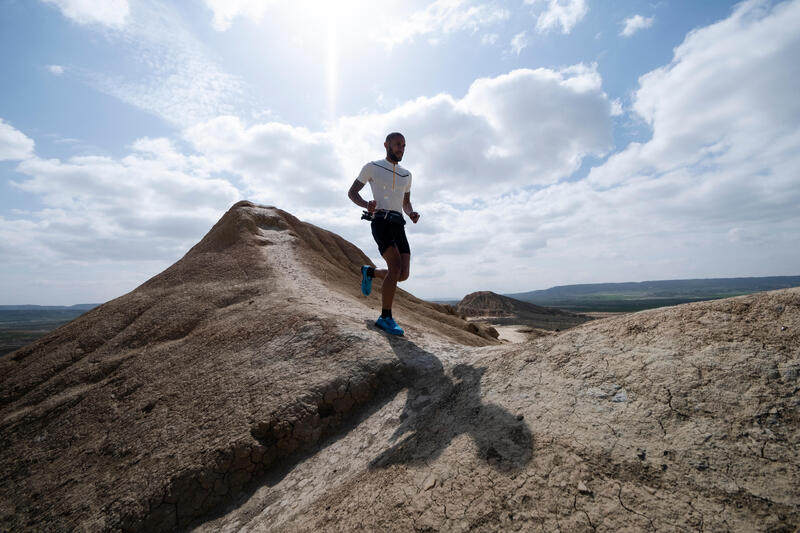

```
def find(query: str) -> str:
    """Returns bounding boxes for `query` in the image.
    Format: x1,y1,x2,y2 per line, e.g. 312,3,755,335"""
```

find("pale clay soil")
1,202,798,532
488,325,552,343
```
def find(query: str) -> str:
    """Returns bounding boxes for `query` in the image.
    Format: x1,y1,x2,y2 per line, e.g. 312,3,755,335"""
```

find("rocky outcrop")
263,288,800,532
457,290,591,330
0,202,496,532
1,202,798,532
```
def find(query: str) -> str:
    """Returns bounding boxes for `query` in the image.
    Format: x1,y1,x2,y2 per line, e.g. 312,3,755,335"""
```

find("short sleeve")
404,172,412,193
356,163,372,184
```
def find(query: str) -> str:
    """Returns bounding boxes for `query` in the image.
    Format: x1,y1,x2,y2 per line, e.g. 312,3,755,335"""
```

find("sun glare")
274,1,383,121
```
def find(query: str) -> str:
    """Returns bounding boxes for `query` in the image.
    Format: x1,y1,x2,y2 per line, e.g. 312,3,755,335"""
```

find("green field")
529,292,756,312
506,276,800,313
0,308,94,357
530,297,719,313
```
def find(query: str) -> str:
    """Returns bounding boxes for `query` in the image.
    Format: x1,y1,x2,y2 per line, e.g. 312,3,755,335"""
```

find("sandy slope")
0,202,495,532
1,202,798,532
194,288,800,532
483,324,554,344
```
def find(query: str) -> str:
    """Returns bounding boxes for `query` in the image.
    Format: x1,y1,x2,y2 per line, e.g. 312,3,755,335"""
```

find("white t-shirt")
356,159,412,214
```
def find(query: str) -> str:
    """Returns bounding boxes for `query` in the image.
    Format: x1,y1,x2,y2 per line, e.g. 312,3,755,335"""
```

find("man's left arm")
403,192,420,224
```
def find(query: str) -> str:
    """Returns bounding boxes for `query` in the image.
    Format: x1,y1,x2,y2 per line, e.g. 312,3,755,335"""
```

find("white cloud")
0,119,35,161
0,127,241,303
510,31,528,54
591,0,800,189
178,65,615,288
346,0,800,297
5,137,239,265
47,64,65,75
42,0,129,29
9,0,799,303
204,0,509,48
183,65,613,213
373,0,510,49
60,0,246,128
481,33,499,45
204,0,276,31
560,0,800,290
525,0,588,34
40,0,509,131
184,116,342,210
620,14,655,37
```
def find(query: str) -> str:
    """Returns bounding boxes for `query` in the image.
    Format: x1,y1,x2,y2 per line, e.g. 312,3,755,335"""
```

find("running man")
348,132,420,336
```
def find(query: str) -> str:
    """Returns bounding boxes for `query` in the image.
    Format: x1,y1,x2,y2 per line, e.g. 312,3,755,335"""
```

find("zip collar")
382,158,402,191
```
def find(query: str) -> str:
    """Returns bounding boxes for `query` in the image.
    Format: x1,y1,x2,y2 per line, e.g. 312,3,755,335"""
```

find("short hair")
385,132,404,143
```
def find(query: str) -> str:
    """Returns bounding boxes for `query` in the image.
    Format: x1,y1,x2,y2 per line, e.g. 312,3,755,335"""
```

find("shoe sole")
375,321,404,336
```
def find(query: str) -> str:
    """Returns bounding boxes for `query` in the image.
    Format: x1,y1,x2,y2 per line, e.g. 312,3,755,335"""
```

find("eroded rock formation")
457,290,591,330
1,202,798,532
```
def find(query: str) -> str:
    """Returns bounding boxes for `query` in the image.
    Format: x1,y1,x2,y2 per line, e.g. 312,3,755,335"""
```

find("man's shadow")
365,328,533,472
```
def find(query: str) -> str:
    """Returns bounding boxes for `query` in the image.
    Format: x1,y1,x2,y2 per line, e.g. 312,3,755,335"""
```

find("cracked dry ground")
2,203,798,532
194,288,800,532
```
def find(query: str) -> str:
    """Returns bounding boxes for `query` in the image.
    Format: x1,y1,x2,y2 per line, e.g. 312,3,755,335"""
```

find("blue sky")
1,0,799,304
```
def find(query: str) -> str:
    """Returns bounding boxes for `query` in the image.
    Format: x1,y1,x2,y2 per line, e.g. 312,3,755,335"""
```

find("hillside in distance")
456,291,591,330
0,304,99,311
0,306,100,357
508,276,800,312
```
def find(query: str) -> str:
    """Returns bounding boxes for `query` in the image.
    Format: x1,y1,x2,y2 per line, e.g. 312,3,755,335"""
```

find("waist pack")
373,210,406,225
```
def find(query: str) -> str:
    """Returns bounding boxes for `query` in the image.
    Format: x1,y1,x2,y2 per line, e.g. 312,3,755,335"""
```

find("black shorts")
371,218,410,255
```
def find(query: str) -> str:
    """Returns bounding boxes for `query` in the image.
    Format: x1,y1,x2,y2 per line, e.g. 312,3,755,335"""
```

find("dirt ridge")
0,201,496,532
1,202,798,532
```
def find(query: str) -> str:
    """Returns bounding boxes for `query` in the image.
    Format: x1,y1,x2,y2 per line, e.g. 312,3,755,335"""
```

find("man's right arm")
348,179,375,212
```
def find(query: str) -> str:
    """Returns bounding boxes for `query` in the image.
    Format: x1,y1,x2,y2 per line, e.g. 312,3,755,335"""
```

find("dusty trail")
187,212,514,531
254,206,489,362
190,342,479,532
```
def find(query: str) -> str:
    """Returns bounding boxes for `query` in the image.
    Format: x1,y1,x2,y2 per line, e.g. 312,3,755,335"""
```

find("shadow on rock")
368,333,533,472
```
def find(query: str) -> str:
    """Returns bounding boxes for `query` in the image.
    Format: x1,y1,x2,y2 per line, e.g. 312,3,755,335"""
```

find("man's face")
385,136,405,162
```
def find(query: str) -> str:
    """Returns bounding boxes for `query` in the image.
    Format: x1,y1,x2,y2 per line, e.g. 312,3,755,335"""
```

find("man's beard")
387,149,402,163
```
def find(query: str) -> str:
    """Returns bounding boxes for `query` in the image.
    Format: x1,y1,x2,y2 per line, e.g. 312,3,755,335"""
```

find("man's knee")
386,259,402,276
398,253,410,281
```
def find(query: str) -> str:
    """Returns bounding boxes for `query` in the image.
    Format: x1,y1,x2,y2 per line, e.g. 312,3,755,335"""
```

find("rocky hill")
1,201,798,532
0,201,496,532
457,290,591,330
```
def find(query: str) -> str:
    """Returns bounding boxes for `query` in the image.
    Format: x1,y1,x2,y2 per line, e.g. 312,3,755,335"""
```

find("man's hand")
368,200,377,213
409,211,420,224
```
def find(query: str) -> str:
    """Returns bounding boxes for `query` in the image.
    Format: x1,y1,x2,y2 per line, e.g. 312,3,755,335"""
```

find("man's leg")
371,251,410,289
372,251,408,279
369,246,408,335
373,246,402,311
399,253,410,282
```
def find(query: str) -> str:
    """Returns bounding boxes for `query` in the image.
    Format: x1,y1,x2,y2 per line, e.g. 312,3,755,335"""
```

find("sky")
1,0,799,304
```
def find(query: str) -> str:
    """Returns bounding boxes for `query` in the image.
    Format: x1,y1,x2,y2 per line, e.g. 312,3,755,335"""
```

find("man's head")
384,132,405,163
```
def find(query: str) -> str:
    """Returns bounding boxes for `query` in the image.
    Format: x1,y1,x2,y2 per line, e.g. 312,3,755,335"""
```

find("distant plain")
4,276,797,356
0,307,97,356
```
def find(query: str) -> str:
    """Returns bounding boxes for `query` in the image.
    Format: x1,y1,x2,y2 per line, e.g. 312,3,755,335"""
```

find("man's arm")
403,192,420,224
348,179,375,212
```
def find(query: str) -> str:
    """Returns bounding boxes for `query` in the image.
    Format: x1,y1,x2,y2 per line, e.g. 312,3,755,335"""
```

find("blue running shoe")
375,316,404,336
361,265,372,296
